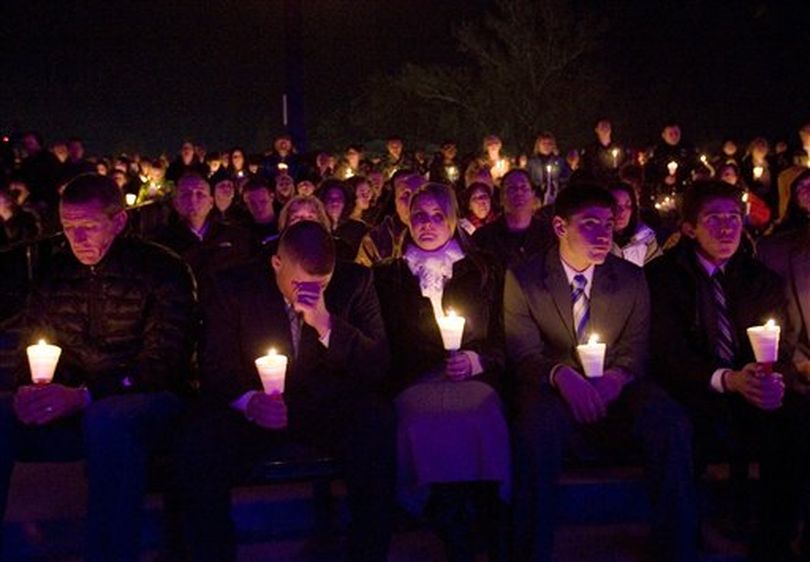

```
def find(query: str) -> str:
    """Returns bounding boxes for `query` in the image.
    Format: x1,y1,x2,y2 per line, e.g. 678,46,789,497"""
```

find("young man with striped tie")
505,184,697,562
647,181,809,562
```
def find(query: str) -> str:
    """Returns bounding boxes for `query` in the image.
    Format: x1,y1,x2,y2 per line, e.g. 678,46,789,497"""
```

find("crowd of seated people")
1,120,810,562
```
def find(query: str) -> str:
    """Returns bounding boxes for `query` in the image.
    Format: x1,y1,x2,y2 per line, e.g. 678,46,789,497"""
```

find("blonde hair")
409,182,459,233
278,195,330,231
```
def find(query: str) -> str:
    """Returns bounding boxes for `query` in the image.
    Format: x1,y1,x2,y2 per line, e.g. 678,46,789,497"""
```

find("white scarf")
404,238,465,320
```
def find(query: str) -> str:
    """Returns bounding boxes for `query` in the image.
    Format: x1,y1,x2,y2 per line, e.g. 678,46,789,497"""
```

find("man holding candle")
175,220,394,562
647,181,808,561
504,184,696,562
0,174,197,562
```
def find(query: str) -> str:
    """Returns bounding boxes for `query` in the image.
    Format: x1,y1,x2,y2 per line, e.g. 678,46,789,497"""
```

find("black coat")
200,260,389,413
646,239,796,405
373,244,504,395
18,236,197,399
155,216,252,303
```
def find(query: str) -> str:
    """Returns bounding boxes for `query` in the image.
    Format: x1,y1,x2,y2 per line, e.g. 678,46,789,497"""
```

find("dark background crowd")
1,118,810,318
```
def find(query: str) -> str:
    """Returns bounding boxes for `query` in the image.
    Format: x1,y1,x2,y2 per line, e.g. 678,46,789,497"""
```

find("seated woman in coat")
374,182,510,562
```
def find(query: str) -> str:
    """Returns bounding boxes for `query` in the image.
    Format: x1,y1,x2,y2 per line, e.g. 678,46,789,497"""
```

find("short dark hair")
553,184,615,220
61,174,123,215
278,220,336,276
177,172,211,194
242,176,272,195
681,181,744,225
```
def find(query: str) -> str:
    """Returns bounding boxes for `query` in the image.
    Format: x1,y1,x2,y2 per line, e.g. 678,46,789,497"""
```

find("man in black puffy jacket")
0,174,197,562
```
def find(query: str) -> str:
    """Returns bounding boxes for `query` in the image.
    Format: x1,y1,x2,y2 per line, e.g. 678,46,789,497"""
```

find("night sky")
2,0,809,156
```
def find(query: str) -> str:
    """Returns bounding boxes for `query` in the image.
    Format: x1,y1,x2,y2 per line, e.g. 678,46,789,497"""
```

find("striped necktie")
711,270,735,366
571,273,590,344
287,304,302,358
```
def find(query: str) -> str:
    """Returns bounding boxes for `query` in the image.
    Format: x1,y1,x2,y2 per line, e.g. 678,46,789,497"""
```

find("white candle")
277,163,289,172
27,339,62,385
746,319,780,364
254,348,288,395
667,161,678,176
125,193,137,206
752,165,764,180
576,334,606,378
612,148,619,168
437,309,466,351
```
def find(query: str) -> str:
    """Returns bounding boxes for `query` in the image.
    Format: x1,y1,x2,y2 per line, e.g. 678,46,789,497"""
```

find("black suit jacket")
200,259,389,413
504,245,650,394
646,239,796,403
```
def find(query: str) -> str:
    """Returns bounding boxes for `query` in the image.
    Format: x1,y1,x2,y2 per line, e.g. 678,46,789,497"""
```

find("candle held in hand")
437,309,466,351
746,319,780,367
576,334,606,378
27,339,62,385
255,348,288,395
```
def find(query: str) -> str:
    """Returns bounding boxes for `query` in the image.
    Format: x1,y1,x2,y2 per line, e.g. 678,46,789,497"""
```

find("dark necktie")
711,270,735,366
287,304,302,358
571,273,590,344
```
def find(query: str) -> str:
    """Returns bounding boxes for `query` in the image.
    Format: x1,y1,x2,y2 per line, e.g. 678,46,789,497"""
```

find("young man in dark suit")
504,184,696,562
175,221,395,562
647,181,809,561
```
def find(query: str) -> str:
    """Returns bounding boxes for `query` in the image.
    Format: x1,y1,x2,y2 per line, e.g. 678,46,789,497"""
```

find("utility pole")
282,0,306,151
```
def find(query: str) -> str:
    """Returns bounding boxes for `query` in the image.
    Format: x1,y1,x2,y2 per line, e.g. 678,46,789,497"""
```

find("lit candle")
344,167,354,179
277,162,289,173
752,165,764,180
746,319,780,372
611,148,619,168
437,309,466,351
700,154,708,164
576,334,606,378
125,193,137,206
254,348,288,395
742,192,751,215
27,339,62,385
667,161,678,176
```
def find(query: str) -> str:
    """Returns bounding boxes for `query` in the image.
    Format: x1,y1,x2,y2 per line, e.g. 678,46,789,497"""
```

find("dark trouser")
512,380,697,562
686,389,810,555
174,390,396,562
0,390,184,562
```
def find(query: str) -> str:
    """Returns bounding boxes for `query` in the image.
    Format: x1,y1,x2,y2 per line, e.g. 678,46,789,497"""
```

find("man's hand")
725,363,785,411
246,392,288,430
13,384,87,425
293,281,331,338
591,370,625,407
554,366,606,424
445,351,472,382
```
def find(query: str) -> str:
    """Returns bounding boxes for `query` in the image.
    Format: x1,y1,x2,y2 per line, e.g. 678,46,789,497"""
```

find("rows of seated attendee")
1,121,810,562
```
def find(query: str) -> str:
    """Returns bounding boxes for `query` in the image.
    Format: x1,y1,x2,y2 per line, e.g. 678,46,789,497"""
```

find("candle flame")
765,319,776,329
37,339,46,346
267,348,277,357
742,193,749,203
700,154,707,163
587,334,599,345
446,309,457,319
